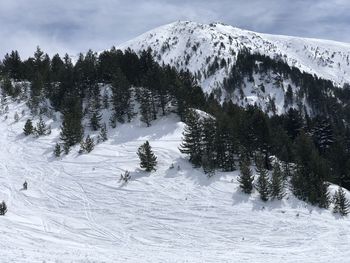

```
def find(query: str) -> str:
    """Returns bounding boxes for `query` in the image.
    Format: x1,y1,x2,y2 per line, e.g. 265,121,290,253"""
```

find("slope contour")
0,102,349,262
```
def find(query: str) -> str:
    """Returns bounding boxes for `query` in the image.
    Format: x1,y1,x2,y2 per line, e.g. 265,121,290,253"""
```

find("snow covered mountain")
120,21,350,90
119,21,350,114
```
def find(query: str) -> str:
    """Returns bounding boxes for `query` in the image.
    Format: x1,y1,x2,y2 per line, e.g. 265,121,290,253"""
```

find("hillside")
120,21,350,90
1,21,350,262
118,21,350,114
1,101,350,262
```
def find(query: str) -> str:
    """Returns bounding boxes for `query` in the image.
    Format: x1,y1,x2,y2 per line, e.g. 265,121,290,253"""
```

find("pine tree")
85,136,94,153
2,76,14,96
138,88,153,127
333,186,349,216
110,69,133,125
98,123,108,142
291,133,330,207
23,119,33,135
238,156,254,194
54,143,61,157
60,98,84,148
270,162,285,200
201,117,217,172
35,116,50,136
255,154,270,201
179,110,203,167
90,109,102,131
137,141,157,172
79,135,95,154
63,143,70,155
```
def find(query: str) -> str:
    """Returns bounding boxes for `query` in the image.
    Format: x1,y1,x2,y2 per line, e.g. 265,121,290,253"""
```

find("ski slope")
1,101,350,262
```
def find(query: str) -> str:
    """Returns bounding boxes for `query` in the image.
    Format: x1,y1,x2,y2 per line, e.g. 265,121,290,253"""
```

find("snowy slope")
119,21,350,94
1,101,350,262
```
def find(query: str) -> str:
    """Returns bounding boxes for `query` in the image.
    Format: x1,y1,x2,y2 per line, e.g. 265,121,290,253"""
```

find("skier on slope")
23,181,27,190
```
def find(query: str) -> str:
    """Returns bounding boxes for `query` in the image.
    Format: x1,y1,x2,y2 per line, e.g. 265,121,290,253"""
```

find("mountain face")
119,21,350,114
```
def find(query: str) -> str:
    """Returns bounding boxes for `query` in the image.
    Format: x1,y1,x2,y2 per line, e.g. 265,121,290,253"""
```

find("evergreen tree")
238,156,254,194
29,73,44,114
137,141,157,172
201,117,217,171
60,97,84,148
138,88,153,127
23,119,33,135
90,109,102,131
179,110,203,167
2,76,14,96
79,135,95,154
333,186,349,216
2,50,22,80
98,123,108,142
270,162,285,200
35,116,50,136
110,69,133,125
54,143,61,157
255,154,270,201
291,132,330,207
284,84,294,107
63,143,70,155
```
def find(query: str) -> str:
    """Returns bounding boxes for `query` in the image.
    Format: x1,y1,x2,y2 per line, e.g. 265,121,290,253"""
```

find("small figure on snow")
23,181,27,190
0,201,7,215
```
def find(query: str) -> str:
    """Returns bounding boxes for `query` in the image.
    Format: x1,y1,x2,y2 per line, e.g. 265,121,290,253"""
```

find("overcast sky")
1,0,350,58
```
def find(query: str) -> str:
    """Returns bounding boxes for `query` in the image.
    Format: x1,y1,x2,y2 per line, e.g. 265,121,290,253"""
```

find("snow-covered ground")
1,101,350,262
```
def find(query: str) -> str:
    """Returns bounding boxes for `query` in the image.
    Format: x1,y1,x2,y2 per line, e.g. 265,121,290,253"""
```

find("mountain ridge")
118,20,350,92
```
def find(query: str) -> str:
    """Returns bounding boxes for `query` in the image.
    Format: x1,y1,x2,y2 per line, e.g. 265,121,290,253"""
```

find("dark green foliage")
1,76,14,96
4,46,350,210
179,110,203,167
138,88,154,127
291,132,330,208
255,154,270,201
98,123,108,142
270,162,285,200
90,109,102,131
79,135,95,154
34,117,50,136
110,69,133,125
333,187,349,216
63,143,70,155
137,141,157,172
201,117,217,175
23,119,33,135
60,98,84,148
0,201,7,215
284,84,293,107
2,50,23,80
238,156,254,194
54,143,61,157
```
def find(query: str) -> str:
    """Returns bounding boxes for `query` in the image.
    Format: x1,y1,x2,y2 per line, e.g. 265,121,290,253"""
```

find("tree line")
1,46,350,212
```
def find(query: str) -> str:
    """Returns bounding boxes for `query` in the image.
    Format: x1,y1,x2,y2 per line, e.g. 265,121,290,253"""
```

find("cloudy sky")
1,0,349,58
